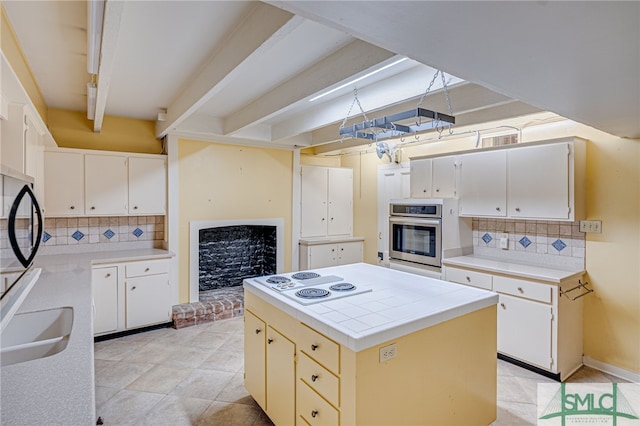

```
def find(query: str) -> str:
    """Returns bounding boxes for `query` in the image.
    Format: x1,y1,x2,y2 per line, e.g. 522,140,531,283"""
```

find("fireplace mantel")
189,219,284,302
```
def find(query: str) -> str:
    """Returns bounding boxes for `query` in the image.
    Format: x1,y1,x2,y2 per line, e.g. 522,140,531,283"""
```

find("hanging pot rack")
339,69,456,143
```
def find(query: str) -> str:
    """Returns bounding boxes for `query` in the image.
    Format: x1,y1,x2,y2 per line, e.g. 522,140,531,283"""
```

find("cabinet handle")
515,207,521,212
495,207,501,212
131,286,136,291
105,273,111,278
517,287,524,293
311,344,318,351
255,329,262,334
311,410,318,418
70,205,75,210
466,276,471,282
145,268,150,272
311,374,319,382
500,303,506,309
268,338,274,344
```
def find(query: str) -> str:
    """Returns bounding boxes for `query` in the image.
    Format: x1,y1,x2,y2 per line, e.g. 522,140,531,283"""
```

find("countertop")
0,248,172,426
443,255,585,283
243,262,498,352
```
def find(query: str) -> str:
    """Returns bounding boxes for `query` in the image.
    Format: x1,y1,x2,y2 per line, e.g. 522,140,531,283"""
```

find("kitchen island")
243,262,499,426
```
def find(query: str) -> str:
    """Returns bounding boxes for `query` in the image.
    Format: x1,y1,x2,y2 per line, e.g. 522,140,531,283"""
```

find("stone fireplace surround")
172,219,284,328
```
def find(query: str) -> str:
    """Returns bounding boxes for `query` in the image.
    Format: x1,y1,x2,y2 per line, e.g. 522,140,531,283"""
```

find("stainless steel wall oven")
389,202,442,269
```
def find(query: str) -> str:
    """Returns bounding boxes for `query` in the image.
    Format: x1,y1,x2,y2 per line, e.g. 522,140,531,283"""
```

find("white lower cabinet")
444,265,583,380
299,239,363,269
92,258,172,336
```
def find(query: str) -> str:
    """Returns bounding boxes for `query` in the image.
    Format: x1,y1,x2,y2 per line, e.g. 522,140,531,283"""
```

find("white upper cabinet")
409,158,432,198
459,150,507,217
507,142,572,220
44,151,85,216
300,165,353,238
128,157,166,215
432,156,457,198
85,154,128,215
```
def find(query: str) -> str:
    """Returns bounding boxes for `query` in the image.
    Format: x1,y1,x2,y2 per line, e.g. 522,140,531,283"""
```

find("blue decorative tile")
103,229,115,240
481,233,493,244
43,231,52,243
552,239,567,252
72,230,85,241
519,236,532,248
132,227,144,238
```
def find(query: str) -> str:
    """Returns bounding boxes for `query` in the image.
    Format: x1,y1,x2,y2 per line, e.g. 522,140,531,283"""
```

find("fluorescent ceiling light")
309,57,408,102
87,83,97,120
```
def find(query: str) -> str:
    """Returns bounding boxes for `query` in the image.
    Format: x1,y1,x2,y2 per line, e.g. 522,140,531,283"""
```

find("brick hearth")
172,286,244,329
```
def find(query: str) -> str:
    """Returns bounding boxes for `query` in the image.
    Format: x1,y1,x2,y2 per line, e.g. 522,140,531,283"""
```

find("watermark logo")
538,383,640,425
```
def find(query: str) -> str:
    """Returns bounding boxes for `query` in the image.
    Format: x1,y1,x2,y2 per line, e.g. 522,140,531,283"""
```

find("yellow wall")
177,138,293,303
339,120,640,374
48,109,161,154
1,4,48,121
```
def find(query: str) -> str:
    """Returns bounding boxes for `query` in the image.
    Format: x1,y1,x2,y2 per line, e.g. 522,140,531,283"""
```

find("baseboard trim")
583,356,640,383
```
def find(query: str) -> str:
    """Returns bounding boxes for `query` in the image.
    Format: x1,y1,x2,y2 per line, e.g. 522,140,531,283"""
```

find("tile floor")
94,317,624,426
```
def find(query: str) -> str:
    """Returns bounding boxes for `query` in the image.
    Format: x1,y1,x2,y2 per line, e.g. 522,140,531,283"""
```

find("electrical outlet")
579,220,602,233
379,343,397,363
499,233,509,250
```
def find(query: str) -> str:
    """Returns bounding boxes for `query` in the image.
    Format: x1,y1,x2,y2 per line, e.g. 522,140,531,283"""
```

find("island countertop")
243,262,498,352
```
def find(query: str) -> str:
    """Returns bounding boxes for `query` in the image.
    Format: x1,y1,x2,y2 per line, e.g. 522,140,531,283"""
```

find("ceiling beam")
93,0,125,132
222,40,396,136
155,3,298,138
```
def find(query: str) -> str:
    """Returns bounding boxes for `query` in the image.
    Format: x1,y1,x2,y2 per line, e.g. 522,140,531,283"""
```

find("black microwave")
1,166,43,304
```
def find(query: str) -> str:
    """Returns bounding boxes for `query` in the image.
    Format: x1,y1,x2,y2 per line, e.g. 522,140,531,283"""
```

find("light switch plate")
499,233,509,249
580,220,602,233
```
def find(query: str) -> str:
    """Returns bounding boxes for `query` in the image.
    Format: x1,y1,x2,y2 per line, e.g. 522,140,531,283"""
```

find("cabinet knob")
515,207,521,212
255,329,262,334
131,286,136,291
134,206,138,210
321,218,325,221
466,276,471,282
91,206,96,210
435,188,440,192
330,217,334,221
70,205,75,210
311,344,319,351
311,410,318,418
145,268,150,272
423,189,427,193
496,207,501,212
105,273,111,278
517,287,524,293
268,338,274,344
500,303,506,309
311,374,319,382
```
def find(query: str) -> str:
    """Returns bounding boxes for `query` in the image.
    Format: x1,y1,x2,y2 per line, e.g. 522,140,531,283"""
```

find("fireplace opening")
198,225,277,292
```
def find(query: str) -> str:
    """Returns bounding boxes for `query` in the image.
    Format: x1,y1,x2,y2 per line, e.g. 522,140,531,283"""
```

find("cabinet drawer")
298,324,340,374
125,259,169,278
297,381,340,426
298,352,339,407
445,267,492,290
493,276,552,303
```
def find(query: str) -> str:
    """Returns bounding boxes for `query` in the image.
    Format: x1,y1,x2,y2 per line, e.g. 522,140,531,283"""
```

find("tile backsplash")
41,216,164,246
472,218,585,270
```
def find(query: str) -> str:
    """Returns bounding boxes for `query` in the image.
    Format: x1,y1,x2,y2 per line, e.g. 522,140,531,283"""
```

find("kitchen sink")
0,307,73,366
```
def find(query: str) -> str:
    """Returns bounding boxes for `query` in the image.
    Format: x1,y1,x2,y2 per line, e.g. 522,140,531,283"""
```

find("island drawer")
297,381,340,426
445,267,493,290
125,259,169,278
298,324,340,374
493,276,552,303
298,352,339,407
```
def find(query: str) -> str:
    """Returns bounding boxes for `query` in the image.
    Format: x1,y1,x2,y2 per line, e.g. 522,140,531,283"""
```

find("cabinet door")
244,310,266,410
307,244,338,269
301,166,328,238
432,156,457,197
508,143,570,219
327,167,352,236
497,293,553,369
0,104,26,173
410,158,432,197
266,326,296,426
128,157,166,215
92,266,118,335
337,242,363,265
125,274,171,329
459,150,507,217
44,151,85,216
85,155,128,215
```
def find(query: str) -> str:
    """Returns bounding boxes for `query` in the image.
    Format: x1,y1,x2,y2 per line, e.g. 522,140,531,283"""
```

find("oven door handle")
389,217,441,226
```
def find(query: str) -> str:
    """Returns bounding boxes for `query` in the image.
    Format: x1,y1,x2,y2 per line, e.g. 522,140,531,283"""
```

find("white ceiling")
2,1,638,151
